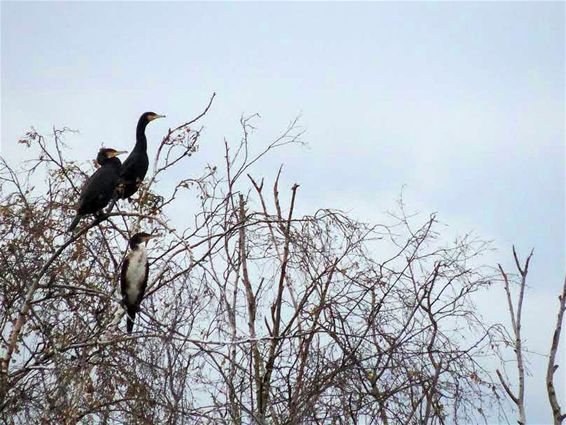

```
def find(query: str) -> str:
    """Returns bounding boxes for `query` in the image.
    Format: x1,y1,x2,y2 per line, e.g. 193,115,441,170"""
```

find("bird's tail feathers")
126,307,136,334
67,215,81,232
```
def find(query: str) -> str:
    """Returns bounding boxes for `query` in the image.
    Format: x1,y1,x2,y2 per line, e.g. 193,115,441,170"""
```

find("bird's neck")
135,119,148,151
129,242,147,253
106,157,122,168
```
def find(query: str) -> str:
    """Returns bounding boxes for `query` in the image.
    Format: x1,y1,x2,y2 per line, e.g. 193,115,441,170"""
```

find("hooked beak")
143,234,159,244
150,114,166,121
108,150,128,158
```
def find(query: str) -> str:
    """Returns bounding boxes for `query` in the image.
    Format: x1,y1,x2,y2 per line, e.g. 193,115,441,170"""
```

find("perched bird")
68,148,127,232
118,112,165,199
121,232,157,333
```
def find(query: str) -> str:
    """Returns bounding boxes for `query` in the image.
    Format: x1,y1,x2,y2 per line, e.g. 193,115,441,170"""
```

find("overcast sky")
1,1,564,422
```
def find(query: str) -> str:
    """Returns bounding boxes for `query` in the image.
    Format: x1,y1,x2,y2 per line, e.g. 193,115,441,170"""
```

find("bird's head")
95,148,127,166
129,232,159,249
141,112,166,124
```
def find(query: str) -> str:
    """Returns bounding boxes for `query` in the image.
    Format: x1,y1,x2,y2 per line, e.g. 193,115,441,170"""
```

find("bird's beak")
150,114,166,121
143,234,159,244
108,150,127,158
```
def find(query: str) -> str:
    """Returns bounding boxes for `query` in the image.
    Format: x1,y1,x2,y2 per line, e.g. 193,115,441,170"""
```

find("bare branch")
547,276,566,425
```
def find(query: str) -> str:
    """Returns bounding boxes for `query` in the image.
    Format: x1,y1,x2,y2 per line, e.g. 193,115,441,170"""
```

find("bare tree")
0,97,518,424
496,247,532,425
547,276,566,425
497,247,566,425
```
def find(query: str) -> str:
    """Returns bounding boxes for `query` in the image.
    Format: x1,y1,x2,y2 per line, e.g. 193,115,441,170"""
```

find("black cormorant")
121,232,157,333
68,148,127,232
118,112,165,199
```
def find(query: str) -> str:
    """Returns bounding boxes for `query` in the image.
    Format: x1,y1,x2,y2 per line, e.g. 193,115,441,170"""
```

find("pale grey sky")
1,1,564,422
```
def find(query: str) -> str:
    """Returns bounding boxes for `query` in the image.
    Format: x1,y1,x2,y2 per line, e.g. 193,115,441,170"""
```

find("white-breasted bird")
120,232,157,333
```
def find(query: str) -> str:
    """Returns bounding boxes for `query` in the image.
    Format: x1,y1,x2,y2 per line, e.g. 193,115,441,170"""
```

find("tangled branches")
1,97,505,424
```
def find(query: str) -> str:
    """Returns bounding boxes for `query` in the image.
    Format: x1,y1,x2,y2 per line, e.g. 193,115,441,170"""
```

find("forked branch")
497,246,533,425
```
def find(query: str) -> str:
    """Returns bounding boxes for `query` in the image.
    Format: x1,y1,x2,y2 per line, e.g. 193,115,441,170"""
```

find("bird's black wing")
120,256,129,300
120,152,149,181
118,152,149,198
76,167,102,204
119,153,135,180
77,166,120,215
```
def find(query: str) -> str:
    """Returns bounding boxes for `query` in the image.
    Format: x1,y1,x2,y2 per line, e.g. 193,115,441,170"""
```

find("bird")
68,148,127,232
118,112,165,199
120,232,158,333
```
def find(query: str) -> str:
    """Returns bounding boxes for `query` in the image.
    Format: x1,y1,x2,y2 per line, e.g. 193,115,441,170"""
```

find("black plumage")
120,232,157,333
118,112,165,199
68,148,126,232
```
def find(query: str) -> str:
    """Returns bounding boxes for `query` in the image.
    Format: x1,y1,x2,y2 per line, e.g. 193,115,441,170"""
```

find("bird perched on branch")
121,232,158,333
68,148,127,232
118,112,165,199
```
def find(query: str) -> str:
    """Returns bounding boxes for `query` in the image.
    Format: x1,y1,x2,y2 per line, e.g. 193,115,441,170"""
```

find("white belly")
125,247,147,303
